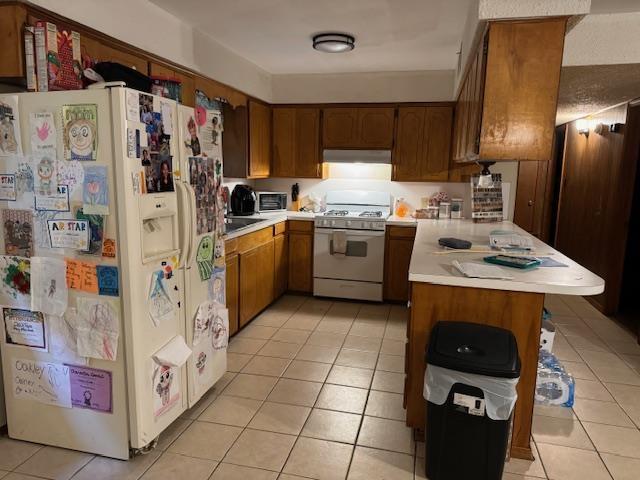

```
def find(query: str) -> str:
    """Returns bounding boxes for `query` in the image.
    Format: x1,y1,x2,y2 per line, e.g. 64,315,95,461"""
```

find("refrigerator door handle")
184,182,198,269
176,181,192,268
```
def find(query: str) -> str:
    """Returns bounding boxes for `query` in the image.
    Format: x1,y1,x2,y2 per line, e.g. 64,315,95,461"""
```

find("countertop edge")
223,212,314,240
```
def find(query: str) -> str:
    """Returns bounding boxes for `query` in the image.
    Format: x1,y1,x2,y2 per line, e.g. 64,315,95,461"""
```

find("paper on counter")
152,335,192,368
30,256,68,316
75,297,120,361
452,260,514,280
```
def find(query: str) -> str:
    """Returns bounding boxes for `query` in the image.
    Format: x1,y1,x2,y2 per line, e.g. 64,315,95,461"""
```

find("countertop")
386,215,418,226
408,220,605,296
223,211,314,240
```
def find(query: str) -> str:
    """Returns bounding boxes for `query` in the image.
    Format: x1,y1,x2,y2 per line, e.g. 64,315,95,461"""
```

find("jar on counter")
425,206,439,219
451,198,464,219
438,202,451,219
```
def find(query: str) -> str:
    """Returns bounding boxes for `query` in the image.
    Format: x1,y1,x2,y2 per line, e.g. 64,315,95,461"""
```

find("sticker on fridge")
0,96,23,156
0,174,17,201
2,209,33,257
0,256,30,309
196,236,213,281
12,358,71,408
30,256,68,316
3,308,46,350
75,296,119,361
62,104,98,161
47,219,90,250
68,365,112,413
152,363,179,419
30,111,57,154
82,165,109,215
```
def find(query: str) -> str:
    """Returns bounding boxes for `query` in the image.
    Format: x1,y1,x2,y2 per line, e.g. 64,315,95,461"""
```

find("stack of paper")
452,260,514,280
489,231,534,252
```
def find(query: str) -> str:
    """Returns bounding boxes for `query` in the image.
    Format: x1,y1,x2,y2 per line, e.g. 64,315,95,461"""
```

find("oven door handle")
314,228,386,237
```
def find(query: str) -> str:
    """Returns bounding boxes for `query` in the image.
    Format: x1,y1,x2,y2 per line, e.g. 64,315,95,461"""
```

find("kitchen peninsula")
405,220,604,460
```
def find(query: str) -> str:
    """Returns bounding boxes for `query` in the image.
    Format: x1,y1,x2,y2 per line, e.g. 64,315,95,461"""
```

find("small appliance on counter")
256,191,287,212
230,184,257,215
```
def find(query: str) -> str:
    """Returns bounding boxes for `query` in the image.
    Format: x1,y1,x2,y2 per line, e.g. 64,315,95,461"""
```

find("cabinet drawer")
237,227,274,253
225,237,238,255
274,221,287,236
289,220,313,233
388,226,416,239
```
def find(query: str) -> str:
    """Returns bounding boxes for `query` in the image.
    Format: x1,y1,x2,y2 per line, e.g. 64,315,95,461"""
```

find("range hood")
323,149,392,164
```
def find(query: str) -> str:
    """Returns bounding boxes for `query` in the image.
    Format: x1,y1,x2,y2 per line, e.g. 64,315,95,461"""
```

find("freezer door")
176,104,226,407
0,89,130,459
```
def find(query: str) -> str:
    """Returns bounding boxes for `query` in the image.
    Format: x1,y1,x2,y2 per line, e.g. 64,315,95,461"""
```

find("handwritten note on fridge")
12,358,72,408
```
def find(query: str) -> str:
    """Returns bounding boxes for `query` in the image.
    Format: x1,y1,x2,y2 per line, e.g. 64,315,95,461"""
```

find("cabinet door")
322,108,359,148
225,253,239,336
0,4,27,79
358,107,395,149
295,108,321,178
256,240,275,312
422,106,453,181
222,103,249,178
383,227,416,302
274,233,288,298
393,107,425,181
239,246,259,327
272,108,296,177
288,232,313,293
249,101,272,178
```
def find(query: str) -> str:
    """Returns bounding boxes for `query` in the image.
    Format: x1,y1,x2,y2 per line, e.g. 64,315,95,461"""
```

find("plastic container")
424,322,520,480
535,350,574,407
438,202,451,219
451,198,464,219
425,206,439,219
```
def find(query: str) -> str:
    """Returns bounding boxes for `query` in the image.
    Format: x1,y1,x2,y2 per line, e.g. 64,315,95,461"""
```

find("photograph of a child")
141,148,151,166
144,155,174,193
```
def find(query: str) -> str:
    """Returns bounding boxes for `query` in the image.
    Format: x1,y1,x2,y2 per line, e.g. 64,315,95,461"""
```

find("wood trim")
273,221,287,236
288,220,313,233
237,227,274,254
225,237,239,255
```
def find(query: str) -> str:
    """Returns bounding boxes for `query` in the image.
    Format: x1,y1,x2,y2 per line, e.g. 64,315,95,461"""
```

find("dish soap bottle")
395,197,409,217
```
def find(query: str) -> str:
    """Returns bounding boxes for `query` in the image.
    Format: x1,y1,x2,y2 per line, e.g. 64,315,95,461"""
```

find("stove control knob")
346,220,352,227
361,221,367,229
330,220,336,227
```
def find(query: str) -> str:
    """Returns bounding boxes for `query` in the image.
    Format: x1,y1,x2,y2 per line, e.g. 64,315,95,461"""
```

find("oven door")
313,228,385,282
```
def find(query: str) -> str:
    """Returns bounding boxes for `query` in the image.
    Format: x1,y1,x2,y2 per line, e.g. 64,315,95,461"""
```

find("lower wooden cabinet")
383,226,417,302
239,239,275,327
274,229,289,298
288,221,314,293
225,252,239,336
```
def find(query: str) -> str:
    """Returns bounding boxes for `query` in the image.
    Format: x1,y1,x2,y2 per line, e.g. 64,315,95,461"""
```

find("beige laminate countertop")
223,211,315,240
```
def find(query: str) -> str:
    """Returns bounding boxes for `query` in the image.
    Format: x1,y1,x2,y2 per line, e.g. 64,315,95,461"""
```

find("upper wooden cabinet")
393,106,453,181
0,5,28,78
453,18,567,163
323,107,395,149
248,100,272,178
272,107,321,178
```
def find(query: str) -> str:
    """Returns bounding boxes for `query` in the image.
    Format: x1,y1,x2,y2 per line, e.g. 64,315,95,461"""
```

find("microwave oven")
256,191,287,212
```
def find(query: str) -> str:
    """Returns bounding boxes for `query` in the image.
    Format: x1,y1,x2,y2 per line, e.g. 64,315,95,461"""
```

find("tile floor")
1,294,640,479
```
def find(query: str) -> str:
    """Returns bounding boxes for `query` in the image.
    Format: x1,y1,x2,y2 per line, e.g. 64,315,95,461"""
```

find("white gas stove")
313,191,392,301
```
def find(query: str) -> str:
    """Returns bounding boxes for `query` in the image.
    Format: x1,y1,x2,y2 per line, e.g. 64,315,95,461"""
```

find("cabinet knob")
528,200,534,207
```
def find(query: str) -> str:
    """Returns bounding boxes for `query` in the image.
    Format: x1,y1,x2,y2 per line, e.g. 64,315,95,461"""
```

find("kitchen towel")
152,335,192,367
332,230,347,256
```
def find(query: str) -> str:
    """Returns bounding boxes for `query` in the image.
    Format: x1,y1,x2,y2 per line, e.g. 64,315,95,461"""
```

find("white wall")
26,0,272,101
271,70,455,104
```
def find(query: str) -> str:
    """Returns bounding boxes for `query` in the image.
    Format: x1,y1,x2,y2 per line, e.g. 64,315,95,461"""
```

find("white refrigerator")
0,85,227,459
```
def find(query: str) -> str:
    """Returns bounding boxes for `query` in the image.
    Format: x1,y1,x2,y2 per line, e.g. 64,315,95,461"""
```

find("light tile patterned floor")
1,294,640,479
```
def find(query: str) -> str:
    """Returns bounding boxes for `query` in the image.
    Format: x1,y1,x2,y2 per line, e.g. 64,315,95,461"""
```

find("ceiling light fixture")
576,118,590,136
312,33,355,53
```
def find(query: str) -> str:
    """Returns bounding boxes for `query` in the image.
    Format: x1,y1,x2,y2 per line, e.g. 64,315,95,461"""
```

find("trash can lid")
426,322,521,378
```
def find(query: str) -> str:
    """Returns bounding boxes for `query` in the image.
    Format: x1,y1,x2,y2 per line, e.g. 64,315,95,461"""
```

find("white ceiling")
149,0,473,74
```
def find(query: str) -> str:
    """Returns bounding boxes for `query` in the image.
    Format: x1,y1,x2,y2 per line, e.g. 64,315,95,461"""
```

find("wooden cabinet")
323,107,395,149
288,221,314,293
453,18,567,164
80,35,148,74
239,239,274,327
0,4,27,79
222,102,249,178
273,224,288,298
225,251,239,336
248,100,272,178
393,106,453,181
383,226,416,302
272,107,321,178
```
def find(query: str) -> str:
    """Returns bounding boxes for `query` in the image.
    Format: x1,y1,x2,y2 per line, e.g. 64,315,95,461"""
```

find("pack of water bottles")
535,350,575,407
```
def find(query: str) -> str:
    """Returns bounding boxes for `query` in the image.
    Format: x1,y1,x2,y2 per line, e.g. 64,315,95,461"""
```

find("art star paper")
2,209,33,257
0,96,23,157
30,256,68,316
75,296,119,361
3,308,46,350
12,358,71,408
0,174,17,201
0,256,30,309
82,165,109,215
30,111,57,154
47,219,90,251
34,184,70,212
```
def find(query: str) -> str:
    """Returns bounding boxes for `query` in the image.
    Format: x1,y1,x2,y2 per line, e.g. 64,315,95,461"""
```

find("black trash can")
424,322,521,480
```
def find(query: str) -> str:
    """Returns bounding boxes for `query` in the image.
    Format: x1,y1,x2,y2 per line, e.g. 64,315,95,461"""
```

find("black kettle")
230,184,257,216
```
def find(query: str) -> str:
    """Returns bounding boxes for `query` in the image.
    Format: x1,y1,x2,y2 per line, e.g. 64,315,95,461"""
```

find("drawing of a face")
68,119,95,157
197,236,213,263
155,366,174,405
211,315,227,349
196,352,207,374
37,157,54,181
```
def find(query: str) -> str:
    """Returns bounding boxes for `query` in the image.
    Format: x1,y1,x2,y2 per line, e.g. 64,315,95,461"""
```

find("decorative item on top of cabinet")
249,100,272,178
393,106,453,181
150,62,195,107
383,226,416,302
323,107,395,149
272,107,321,178
452,18,567,164
288,221,314,293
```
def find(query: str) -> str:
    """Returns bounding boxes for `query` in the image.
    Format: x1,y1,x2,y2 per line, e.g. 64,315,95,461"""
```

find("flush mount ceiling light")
312,33,355,53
